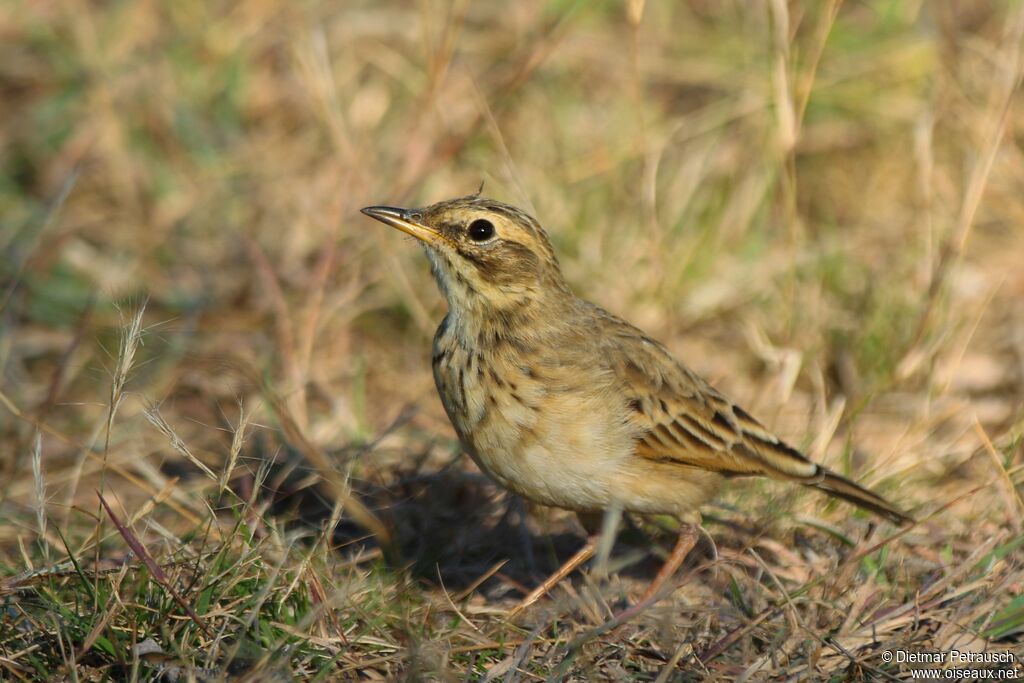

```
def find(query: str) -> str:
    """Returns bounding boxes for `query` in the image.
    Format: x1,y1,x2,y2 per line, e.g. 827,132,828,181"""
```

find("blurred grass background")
2,0,1023,679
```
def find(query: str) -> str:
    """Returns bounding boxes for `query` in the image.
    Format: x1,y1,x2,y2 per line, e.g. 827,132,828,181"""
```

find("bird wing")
602,325,819,480
590,308,911,524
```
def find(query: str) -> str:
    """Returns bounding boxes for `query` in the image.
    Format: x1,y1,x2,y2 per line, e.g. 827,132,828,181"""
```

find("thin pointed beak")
361,205,442,245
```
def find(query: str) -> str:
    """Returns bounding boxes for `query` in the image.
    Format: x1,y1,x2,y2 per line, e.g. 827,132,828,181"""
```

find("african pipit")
362,195,911,618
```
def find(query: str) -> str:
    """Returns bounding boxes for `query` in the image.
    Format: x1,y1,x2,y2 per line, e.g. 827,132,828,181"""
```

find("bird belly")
434,345,664,512
432,344,688,516
471,403,629,512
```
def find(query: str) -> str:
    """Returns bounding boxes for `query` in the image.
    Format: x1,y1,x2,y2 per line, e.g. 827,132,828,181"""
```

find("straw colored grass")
2,1,1022,679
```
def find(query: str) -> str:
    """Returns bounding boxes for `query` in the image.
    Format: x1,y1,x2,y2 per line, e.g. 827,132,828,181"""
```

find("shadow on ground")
232,436,717,600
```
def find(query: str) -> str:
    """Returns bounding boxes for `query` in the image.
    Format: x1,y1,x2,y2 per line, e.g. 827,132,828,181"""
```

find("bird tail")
809,469,913,526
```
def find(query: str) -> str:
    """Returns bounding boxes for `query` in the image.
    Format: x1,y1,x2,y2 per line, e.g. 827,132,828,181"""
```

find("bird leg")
507,535,597,618
612,524,699,623
508,523,698,620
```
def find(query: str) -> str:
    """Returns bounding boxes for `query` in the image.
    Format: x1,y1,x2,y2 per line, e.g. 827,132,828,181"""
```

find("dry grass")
2,0,1023,680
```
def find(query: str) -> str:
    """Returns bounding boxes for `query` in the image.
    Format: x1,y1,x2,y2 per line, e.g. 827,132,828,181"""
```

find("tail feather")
810,469,913,525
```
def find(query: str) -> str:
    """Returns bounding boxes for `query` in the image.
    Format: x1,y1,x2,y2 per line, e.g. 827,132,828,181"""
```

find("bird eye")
468,218,495,242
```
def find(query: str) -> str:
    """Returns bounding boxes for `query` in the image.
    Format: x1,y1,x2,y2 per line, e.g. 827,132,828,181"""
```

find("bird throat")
425,247,564,352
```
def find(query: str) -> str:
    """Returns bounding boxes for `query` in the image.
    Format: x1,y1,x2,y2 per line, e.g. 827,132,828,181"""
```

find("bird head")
362,196,570,315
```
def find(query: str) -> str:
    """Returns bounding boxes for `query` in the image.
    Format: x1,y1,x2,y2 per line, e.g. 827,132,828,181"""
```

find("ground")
1,1,1022,680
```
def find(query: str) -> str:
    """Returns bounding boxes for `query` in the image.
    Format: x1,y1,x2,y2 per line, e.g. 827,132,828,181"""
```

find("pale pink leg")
613,524,698,622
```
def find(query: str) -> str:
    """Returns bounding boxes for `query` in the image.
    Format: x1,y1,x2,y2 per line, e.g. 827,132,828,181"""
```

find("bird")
361,194,912,619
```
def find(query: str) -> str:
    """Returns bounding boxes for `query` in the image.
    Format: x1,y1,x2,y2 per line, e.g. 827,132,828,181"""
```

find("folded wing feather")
601,318,911,525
